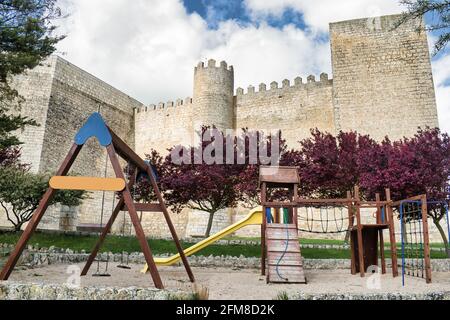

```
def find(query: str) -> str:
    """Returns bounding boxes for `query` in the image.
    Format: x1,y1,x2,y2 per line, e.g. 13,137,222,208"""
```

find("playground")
1,112,449,300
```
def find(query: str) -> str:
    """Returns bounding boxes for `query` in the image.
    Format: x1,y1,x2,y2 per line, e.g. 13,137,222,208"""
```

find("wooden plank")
266,241,300,252
267,256,303,266
107,144,164,289
268,266,306,283
386,188,399,277
266,229,298,239
261,183,267,277
269,265,305,275
49,176,126,191
421,195,432,283
376,193,387,275
259,166,299,185
268,251,302,259
347,190,357,275
142,160,195,283
268,261,303,267
266,224,298,230
354,186,365,277
122,203,162,212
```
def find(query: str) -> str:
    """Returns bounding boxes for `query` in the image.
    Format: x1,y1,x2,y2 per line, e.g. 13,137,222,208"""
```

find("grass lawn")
0,232,448,259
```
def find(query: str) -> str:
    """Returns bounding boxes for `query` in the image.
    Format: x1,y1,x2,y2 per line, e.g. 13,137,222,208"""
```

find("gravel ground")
4,262,450,300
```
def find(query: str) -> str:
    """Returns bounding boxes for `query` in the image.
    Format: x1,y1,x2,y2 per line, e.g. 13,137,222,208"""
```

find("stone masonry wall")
193,60,234,131
9,57,57,173
235,74,334,148
331,14,439,141
134,99,194,156
38,57,141,230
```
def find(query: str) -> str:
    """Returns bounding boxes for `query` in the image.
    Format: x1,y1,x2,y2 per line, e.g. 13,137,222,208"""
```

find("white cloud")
202,21,331,90
56,0,207,103
244,0,404,33
55,0,331,104
54,0,448,134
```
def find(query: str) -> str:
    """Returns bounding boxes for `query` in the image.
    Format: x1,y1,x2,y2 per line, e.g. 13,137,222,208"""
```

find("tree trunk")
13,223,23,232
433,218,449,258
204,211,215,238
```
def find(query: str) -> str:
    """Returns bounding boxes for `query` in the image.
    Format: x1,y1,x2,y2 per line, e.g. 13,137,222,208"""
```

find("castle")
0,14,441,239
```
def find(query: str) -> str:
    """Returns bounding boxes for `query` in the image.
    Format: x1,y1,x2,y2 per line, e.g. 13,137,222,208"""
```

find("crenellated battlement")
235,73,332,97
195,59,234,73
134,97,193,114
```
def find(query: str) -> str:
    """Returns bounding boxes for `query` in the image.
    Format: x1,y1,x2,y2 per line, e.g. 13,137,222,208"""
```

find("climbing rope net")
396,201,426,282
296,204,349,234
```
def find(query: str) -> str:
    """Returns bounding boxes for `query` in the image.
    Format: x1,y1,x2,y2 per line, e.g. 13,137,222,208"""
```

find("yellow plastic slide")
141,207,262,273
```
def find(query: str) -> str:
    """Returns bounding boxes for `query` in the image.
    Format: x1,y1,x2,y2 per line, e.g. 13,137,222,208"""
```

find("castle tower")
330,14,439,141
193,59,234,131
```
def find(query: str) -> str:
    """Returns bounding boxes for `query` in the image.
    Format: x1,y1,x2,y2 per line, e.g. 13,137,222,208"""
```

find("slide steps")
266,224,307,284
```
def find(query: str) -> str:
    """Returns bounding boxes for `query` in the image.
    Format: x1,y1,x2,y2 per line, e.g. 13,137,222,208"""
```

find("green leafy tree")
0,166,86,232
0,0,65,148
397,0,450,54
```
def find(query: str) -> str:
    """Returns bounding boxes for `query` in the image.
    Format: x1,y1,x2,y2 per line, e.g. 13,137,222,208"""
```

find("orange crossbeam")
49,176,126,191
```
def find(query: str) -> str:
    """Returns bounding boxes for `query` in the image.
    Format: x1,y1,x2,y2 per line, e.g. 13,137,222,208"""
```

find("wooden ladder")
266,223,307,284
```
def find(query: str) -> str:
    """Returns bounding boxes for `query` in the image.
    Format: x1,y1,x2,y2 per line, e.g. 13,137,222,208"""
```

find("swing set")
0,112,195,289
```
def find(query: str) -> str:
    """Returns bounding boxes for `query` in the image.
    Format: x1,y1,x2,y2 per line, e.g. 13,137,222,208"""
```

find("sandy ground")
5,262,450,300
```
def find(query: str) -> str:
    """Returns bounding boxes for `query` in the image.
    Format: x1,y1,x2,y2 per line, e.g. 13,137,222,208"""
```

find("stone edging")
1,282,448,300
0,282,194,300
287,292,450,300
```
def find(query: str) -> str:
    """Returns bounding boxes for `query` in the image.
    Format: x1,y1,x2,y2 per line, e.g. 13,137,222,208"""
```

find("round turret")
193,59,234,131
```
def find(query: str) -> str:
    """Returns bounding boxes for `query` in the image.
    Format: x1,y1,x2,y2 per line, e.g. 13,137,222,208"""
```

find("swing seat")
77,223,108,233
92,272,111,277
50,176,126,191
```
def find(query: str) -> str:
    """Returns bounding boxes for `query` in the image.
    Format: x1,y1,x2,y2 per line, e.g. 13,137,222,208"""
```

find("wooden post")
376,193,386,274
143,164,195,283
293,184,298,228
109,130,194,282
348,190,356,275
107,144,164,289
421,195,432,283
261,182,267,277
386,189,398,277
0,144,82,280
354,186,365,277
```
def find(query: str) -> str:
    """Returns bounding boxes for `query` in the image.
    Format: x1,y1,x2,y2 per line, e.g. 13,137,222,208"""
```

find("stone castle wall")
235,74,334,147
134,98,194,156
193,60,234,131
331,14,439,141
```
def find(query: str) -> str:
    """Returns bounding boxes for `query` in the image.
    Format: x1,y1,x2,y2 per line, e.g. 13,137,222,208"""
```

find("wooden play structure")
0,112,195,289
259,166,432,284
260,166,306,284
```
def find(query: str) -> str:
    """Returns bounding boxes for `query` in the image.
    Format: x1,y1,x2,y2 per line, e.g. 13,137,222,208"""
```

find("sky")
55,0,449,134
